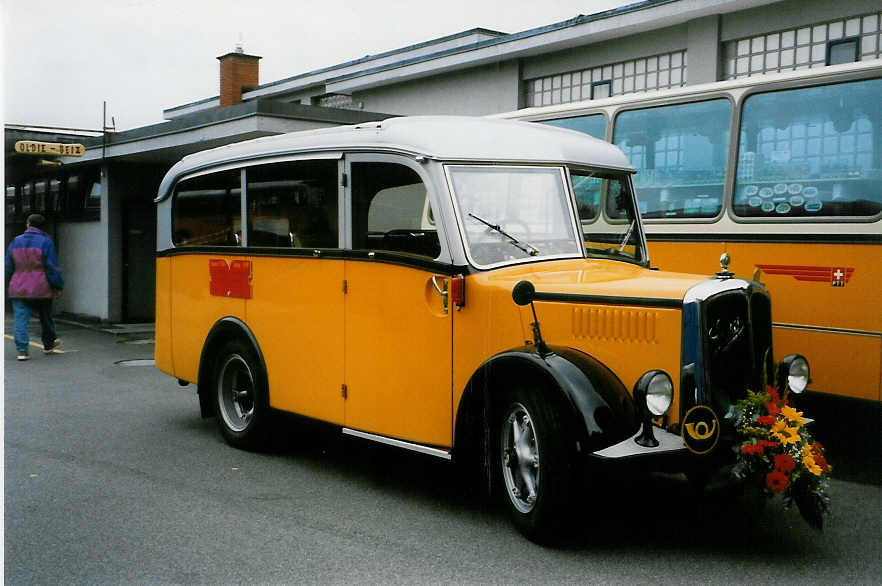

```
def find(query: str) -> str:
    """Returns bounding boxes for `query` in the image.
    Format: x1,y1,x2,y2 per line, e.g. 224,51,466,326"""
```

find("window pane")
734,79,882,218
542,114,606,140
829,40,858,65
352,162,438,258
579,172,646,263
173,170,241,246
6,186,16,217
246,159,338,248
829,21,844,40
613,99,731,219
782,30,795,48
449,165,582,266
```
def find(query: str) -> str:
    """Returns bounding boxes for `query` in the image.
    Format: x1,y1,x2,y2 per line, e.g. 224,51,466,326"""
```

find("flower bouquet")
728,385,831,528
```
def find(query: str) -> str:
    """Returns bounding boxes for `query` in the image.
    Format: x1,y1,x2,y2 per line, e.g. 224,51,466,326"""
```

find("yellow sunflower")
780,405,806,426
802,452,823,476
771,419,800,445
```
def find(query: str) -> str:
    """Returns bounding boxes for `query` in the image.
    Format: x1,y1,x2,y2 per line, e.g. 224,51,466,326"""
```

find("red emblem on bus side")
209,259,252,299
755,264,854,287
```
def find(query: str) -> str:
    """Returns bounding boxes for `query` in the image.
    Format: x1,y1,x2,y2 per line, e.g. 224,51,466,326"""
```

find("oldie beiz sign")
14,141,86,157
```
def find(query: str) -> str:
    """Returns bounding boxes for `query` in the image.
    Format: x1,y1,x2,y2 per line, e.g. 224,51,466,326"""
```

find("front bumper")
591,427,687,460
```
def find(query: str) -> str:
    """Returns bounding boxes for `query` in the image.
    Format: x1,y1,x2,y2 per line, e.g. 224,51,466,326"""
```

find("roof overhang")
56,100,395,167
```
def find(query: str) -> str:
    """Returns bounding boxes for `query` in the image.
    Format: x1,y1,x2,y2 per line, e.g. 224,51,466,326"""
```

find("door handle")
431,276,448,314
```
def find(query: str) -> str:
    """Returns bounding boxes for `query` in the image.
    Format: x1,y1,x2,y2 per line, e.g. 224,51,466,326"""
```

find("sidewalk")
4,311,155,340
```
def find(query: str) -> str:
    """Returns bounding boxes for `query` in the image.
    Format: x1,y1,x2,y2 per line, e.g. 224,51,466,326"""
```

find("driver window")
351,162,440,258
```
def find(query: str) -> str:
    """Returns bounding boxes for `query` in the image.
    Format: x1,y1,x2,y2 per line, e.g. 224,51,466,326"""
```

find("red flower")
766,386,781,404
774,453,795,474
814,452,830,472
757,415,776,426
765,402,780,416
812,442,825,455
759,440,779,450
766,470,789,493
741,443,763,455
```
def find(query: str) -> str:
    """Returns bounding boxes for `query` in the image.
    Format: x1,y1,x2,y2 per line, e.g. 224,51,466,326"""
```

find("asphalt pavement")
4,316,881,584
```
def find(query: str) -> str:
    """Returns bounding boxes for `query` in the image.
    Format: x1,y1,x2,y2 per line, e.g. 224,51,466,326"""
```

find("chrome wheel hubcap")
501,402,540,513
217,354,255,432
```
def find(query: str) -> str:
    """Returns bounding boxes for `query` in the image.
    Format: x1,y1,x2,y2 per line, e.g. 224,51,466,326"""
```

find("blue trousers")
12,299,57,352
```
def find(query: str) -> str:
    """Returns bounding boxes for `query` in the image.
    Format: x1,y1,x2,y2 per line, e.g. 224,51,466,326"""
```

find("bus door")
243,158,346,424
342,155,453,448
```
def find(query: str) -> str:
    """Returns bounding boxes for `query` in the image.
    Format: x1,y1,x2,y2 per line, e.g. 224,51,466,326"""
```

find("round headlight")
646,372,673,416
787,356,809,394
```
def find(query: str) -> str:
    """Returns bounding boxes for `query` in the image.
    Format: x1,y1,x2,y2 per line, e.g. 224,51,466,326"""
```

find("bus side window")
733,78,882,218
172,169,241,246
245,159,338,248
612,99,731,219
351,162,440,258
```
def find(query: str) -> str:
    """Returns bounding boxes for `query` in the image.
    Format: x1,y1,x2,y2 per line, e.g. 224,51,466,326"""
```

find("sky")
2,0,630,131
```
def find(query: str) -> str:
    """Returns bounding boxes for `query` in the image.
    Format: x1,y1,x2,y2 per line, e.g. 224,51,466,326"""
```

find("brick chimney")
217,45,261,108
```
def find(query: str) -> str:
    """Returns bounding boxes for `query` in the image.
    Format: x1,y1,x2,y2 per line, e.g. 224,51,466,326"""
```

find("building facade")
5,0,880,322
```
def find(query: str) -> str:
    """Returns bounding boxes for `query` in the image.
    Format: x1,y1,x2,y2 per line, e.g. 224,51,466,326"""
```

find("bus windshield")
446,165,583,268
574,170,646,264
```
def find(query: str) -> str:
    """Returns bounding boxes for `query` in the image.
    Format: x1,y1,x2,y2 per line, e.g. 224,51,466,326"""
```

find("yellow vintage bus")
154,116,811,540
496,60,882,405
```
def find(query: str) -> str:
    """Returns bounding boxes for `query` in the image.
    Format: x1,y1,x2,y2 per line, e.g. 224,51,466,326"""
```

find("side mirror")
512,280,535,306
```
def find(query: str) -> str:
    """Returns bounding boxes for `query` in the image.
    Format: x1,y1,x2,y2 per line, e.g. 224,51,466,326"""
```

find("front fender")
460,345,639,455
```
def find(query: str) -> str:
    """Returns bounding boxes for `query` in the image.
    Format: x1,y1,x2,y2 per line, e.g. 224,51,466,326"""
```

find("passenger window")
172,169,241,246
351,162,440,258
541,114,606,140
614,99,731,219
246,159,338,248
734,79,882,218
542,114,606,140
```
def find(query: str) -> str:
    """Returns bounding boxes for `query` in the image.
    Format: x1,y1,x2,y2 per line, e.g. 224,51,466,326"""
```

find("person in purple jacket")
6,214,64,361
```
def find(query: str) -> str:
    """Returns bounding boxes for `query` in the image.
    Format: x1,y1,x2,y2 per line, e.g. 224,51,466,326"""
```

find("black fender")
196,317,268,418
454,344,639,468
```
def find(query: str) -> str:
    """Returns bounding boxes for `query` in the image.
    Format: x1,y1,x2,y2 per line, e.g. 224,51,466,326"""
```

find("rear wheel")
497,385,574,542
213,339,270,450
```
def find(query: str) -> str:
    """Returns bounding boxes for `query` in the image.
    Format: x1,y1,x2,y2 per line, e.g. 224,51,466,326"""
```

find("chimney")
217,45,261,108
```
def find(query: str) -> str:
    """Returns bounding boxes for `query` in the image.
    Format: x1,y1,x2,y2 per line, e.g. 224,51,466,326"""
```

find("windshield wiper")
618,219,636,252
468,213,539,256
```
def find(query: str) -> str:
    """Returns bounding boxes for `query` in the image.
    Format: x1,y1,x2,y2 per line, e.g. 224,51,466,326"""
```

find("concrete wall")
720,0,881,41
355,61,521,116
521,23,689,81
56,220,108,319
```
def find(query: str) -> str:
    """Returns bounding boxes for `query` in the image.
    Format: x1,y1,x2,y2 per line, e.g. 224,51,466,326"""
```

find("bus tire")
212,339,270,451
496,384,574,543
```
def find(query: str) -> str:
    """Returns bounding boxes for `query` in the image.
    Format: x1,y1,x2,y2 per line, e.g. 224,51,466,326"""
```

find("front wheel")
213,339,270,450
497,386,574,542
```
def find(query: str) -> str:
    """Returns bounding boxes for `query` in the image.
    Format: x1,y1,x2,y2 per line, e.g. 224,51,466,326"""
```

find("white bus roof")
156,116,634,202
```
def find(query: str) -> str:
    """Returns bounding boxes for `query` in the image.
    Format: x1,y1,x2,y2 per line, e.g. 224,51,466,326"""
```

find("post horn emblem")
680,405,721,455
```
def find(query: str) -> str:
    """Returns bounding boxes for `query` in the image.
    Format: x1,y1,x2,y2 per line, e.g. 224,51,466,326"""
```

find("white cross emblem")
833,269,844,280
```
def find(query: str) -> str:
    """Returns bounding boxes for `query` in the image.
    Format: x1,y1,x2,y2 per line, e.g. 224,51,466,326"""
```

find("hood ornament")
716,252,734,279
